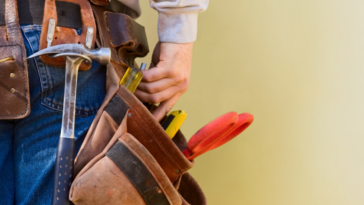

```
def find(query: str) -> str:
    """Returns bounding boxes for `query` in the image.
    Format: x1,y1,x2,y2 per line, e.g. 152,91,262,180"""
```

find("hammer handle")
52,137,75,205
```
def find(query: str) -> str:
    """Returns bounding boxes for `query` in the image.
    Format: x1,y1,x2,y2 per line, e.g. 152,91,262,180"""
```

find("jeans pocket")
21,25,106,117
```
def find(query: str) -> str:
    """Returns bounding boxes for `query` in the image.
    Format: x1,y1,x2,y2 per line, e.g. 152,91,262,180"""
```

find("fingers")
141,64,179,83
135,84,185,104
133,42,194,122
153,94,181,122
138,78,177,94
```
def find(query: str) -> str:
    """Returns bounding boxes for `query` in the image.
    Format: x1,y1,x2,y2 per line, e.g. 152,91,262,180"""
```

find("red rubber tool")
182,112,254,160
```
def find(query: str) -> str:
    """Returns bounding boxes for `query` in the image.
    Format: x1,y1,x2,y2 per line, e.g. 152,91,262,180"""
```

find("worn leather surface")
92,5,126,79
0,0,30,120
71,113,182,205
74,88,194,183
74,110,119,175
76,85,194,182
117,134,181,204
105,11,149,68
177,173,207,205
92,5,149,80
39,0,96,70
73,86,207,204
117,86,194,182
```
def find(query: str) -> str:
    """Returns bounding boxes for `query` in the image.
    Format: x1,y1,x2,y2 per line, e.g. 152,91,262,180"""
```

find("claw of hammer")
28,44,110,65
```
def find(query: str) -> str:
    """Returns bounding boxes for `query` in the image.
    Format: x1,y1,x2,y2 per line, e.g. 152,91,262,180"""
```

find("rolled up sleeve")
113,0,209,43
150,0,209,43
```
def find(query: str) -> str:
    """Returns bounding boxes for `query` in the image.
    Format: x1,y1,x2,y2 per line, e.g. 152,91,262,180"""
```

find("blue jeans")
0,25,106,204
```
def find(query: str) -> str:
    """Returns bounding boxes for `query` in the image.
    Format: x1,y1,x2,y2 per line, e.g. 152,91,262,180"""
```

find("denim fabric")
0,25,106,204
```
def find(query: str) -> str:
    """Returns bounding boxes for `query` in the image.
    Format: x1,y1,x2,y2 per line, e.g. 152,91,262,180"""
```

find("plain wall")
136,1,364,204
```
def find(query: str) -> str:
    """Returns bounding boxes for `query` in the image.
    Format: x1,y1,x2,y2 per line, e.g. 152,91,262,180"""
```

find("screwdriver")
161,110,187,139
120,63,147,93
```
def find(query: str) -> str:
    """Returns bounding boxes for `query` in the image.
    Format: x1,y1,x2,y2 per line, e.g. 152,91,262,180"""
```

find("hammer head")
28,44,111,65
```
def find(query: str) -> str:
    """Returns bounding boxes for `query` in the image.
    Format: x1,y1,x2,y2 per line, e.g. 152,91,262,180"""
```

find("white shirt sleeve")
112,0,209,43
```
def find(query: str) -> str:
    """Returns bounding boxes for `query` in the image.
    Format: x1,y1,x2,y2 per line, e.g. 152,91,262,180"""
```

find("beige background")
136,0,364,204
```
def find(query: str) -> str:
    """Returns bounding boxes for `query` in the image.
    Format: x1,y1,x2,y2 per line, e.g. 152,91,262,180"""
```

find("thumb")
151,42,161,67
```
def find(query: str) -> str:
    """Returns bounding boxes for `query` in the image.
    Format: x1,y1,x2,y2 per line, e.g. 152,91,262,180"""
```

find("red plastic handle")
183,112,254,160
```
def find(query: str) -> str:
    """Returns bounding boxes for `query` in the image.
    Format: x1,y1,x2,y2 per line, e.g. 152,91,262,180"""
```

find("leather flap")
0,45,30,119
105,11,149,57
72,112,182,205
115,86,194,183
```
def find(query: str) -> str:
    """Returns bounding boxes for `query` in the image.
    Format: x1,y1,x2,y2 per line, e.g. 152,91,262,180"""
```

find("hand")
135,42,193,122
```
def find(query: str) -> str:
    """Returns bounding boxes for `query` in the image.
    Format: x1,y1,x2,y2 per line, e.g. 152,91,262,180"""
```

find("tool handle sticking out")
183,112,254,161
52,138,75,205
120,63,147,93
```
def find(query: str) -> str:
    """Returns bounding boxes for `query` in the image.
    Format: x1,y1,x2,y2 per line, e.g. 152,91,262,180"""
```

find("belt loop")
39,0,97,71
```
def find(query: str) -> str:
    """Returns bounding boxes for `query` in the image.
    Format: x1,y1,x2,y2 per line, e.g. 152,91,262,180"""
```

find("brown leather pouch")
72,87,206,204
75,86,194,182
71,111,183,204
0,0,30,120
92,5,149,79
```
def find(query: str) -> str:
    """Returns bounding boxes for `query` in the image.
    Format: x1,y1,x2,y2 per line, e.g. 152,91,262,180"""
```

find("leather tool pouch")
39,0,97,70
92,5,149,79
72,86,206,205
71,6,206,204
0,0,30,120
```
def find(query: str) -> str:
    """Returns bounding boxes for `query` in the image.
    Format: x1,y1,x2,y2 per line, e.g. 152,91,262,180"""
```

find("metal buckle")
47,19,56,48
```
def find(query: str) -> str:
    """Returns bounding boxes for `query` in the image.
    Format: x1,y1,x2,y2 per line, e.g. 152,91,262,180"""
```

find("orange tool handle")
183,112,254,160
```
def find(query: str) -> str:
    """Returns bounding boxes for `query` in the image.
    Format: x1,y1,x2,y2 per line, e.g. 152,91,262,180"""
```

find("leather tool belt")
71,86,206,205
0,0,30,120
39,0,97,71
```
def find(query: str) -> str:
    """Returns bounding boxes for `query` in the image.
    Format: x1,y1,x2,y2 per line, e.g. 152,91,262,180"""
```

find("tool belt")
0,0,207,204
71,86,205,205
0,0,30,119
69,5,205,204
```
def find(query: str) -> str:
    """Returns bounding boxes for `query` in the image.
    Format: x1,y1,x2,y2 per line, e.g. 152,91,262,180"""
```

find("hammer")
28,44,111,205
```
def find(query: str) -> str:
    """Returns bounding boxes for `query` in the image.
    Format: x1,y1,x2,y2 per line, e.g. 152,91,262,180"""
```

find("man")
0,0,208,204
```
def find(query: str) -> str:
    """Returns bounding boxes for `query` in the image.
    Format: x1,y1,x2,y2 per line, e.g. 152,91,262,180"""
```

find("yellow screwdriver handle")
120,63,147,93
162,110,187,139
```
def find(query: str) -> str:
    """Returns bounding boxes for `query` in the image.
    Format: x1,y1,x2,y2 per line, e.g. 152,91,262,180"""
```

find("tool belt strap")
0,0,82,28
0,0,30,120
38,0,97,70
